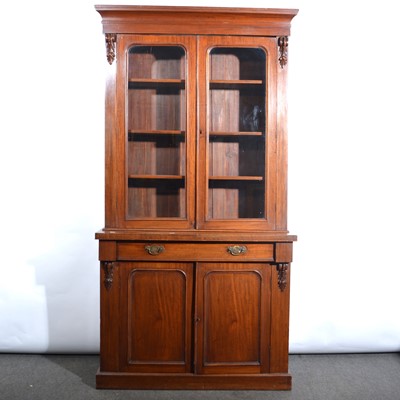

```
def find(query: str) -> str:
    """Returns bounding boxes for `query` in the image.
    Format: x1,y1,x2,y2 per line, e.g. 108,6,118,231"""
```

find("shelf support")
278,36,288,69
105,33,117,65
102,261,115,290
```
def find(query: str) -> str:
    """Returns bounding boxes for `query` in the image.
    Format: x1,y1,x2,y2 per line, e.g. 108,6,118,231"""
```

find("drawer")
117,242,274,262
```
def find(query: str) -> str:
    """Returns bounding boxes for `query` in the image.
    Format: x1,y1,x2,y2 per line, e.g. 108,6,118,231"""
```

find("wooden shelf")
210,79,263,85
209,131,263,136
209,80,264,91
129,78,185,88
129,78,184,83
128,129,185,135
209,176,263,181
129,174,184,180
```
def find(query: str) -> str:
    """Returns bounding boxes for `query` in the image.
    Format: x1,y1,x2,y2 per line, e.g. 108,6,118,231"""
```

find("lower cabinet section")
97,255,292,390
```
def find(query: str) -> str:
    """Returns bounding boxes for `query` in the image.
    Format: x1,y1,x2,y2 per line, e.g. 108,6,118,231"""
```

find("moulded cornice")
95,5,298,37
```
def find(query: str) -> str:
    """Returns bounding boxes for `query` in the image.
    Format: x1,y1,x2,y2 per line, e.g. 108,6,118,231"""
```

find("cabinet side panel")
276,38,289,231
269,264,290,373
104,55,119,228
99,262,120,372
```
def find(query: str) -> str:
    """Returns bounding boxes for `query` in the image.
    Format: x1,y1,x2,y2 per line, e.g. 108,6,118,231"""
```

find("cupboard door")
119,262,193,373
197,36,278,230
196,263,271,374
113,35,196,229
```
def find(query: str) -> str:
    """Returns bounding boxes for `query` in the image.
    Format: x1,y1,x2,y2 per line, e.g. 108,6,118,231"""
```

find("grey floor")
0,353,399,400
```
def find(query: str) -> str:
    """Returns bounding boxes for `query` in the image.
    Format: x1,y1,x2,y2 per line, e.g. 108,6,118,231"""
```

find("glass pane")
208,48,266,219
127,46,186,219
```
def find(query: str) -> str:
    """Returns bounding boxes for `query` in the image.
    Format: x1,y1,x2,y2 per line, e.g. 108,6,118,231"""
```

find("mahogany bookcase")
95,5,297,390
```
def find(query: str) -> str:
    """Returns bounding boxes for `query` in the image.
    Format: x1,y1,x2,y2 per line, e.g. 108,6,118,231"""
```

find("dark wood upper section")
95,5,298,36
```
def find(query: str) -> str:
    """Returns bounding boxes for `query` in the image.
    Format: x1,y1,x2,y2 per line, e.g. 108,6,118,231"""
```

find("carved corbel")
278,36,288,69
102,261,115,290
276,263,289,292
105,33,117,65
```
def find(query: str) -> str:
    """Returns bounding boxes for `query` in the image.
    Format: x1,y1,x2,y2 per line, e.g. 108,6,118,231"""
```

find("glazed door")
114,35,196,229
195,263,271,374
197,36,278,230
119,262,194,373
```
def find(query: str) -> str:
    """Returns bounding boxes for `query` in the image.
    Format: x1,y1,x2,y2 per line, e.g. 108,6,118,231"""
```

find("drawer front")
117,242,274,262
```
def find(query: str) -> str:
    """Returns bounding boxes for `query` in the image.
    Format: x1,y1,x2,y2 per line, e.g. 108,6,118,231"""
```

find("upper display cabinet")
96,6,298,234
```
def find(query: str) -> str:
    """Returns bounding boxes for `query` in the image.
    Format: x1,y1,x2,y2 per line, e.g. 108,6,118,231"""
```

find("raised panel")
120,262,193,373
196,263,271,374
204,270,261,364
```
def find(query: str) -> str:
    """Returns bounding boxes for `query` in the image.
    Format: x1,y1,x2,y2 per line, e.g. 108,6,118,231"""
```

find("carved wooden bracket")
102,261,115,290
276,263,289,292
278,36,288,69
105,33,117,65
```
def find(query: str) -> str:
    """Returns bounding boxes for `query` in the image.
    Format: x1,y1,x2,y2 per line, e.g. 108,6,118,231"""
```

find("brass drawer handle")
227,245,247,256
144,244,165,256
